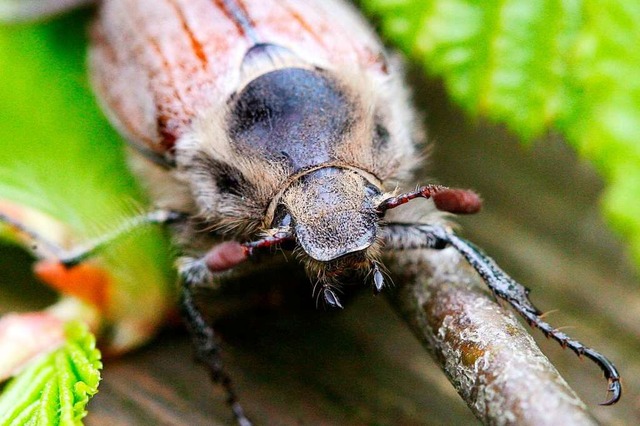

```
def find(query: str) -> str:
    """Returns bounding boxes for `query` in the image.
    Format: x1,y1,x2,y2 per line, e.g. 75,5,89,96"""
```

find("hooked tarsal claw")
372,265,384,295
323,287,343,309
580,347,622,406
600,378,622,406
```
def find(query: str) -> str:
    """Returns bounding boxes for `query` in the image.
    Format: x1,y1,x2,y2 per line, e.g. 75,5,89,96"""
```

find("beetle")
0,0,622,424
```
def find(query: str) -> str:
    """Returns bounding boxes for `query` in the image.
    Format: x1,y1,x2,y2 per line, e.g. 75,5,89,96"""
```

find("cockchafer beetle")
0,0,621,424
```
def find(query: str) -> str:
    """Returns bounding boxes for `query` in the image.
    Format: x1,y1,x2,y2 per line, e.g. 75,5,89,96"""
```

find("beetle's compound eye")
271,204,292,228
365,183,380,198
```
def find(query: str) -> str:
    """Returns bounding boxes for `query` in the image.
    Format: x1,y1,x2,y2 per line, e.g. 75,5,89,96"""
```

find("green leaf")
362,0,640,265
0,322,102,426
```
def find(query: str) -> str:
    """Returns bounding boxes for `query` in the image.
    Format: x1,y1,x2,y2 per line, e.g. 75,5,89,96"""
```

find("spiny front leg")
381,222,622,405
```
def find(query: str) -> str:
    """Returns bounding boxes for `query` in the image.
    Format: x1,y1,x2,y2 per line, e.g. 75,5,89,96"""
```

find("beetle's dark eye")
365,183,381,198
373,122,390,149
203,159,250,197
271,204,291,228
216,172,242,196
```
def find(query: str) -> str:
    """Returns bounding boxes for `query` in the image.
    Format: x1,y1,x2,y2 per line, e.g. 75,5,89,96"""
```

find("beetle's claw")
323,287,343,309
372,264,384,295
600,378,622,406
580,347,622,405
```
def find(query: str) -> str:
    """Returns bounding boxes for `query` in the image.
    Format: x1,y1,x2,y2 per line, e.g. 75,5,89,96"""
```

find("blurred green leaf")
0,12,175,349
0,10,175,423
362,0,640,266
0,321,101,426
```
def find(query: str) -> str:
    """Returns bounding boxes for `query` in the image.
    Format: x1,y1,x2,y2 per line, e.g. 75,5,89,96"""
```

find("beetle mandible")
0,0,621,424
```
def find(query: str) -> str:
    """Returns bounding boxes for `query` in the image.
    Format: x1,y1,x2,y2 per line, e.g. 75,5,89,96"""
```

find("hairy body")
92,0,418,242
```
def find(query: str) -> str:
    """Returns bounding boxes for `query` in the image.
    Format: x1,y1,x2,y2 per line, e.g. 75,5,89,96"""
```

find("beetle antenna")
378,185,482,215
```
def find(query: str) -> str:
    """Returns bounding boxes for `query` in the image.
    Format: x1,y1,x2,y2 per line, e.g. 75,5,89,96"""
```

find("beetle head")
279,167,382,264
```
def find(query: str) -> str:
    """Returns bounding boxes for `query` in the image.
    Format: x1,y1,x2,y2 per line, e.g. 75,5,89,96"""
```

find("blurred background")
0,5,639,426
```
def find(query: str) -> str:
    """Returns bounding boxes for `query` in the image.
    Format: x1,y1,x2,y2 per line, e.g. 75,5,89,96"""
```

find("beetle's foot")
322,286,343,309
372,263,385,295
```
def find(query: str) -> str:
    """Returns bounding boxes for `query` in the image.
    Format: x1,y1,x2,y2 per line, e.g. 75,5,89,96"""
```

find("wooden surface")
2,74,639,425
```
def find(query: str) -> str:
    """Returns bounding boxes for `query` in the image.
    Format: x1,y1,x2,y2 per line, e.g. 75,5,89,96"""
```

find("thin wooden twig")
387,248,598,426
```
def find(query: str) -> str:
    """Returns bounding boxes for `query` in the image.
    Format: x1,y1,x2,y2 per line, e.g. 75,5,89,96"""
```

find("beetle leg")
176,232,294,424
1,209,186,307
0,209,186,266
177,245,253,426
179,265,252,426
58,210,187,267
381,222,622,406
